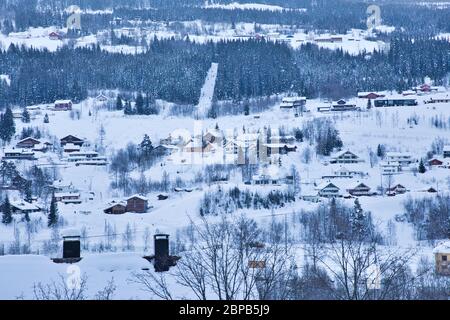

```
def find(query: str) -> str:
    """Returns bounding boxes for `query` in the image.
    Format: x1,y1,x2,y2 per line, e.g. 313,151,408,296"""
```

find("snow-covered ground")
196,63,219,118
0,22,390,56
202,2,307,12
0,62,449,299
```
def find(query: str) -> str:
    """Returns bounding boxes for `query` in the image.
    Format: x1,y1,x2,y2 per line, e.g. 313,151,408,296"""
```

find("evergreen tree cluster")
1,35,449,109
302,118,343,156
0,107,15,143
199,186,296,216
300,198,377,243
404,195,450,241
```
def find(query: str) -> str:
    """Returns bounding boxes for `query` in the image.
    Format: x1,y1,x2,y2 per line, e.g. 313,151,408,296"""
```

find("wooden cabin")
54,100,73,111
434,241,450,276
16,137,41,149
126,195,148,213
60,135,85,147
104,201,127,215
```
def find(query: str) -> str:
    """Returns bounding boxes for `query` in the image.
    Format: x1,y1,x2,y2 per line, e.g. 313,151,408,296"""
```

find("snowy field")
0,23,390,56
1,88,450,298
202,2,307,12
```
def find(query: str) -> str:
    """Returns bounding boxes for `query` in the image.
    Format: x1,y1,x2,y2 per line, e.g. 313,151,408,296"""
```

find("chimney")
154,234,170,272
63,235,81,259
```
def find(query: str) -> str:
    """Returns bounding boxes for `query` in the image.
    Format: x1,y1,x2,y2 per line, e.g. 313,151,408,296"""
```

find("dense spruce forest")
2,0,450,34
0,36,449,108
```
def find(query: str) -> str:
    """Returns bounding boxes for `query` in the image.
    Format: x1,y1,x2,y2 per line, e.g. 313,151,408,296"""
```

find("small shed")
62,230,81,260
433,241,450,276
157,194,169,201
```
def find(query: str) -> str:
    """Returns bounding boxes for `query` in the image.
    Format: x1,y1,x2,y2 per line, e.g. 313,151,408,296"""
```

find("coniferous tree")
2,196,12,225
116,96,123,110
140,134,153,156
124,101,133,115
43,113,49,123
418,159,426,174
377,144,385,158
244,102,250,116
48,194,59,227
0,107,15,143
351,198,365,240
135,93,144,115
21,108,30,123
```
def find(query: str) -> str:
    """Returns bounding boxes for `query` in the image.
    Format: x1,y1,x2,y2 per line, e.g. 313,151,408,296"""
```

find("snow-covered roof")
126,194,148,201
204,128,222,137
316,181,339,190
236,133,259,141
433,241,450,254
269,135,295,141
332,164,367,173
184,139,204,149
282,96,306,102
68,150,99,156
17,137,41,144
332,150,359,159
357,91,385,97
54,100,72,104
380,161,401,167
263,143,296,149
253,165,288,180
104,200,127,209
61,228,81,238
64,143,81,149
52,180,72,188
10,201,40,211
443,145,450,152
386,152,412,157
4,148,34,154
55,192,80,198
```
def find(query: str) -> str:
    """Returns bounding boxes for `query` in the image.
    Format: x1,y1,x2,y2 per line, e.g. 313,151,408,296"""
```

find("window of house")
442,255,448,262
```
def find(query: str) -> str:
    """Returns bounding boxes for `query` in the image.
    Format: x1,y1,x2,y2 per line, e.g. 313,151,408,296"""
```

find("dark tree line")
1,36,449,109
199,186,296,216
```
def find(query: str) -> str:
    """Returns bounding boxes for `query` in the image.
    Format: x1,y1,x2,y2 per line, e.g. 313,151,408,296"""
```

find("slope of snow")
196,62,219,119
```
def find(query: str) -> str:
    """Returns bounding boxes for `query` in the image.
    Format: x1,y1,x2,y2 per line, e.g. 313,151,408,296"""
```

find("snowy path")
196,62,218,119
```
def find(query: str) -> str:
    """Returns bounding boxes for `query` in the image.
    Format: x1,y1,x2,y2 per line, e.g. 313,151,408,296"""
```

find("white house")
236,133,260,149
250,165,292,186
224,139,242,155
443,146,450,158
2,148,36,161
63,143,81,153
330,150,364,164
385,152,415,166
346,182,374,197
10,201,41,215
54,192,82,204
380,161,401,175
322,165,367,179
316,182,341,198
66,151,107,166
279,97,307,110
